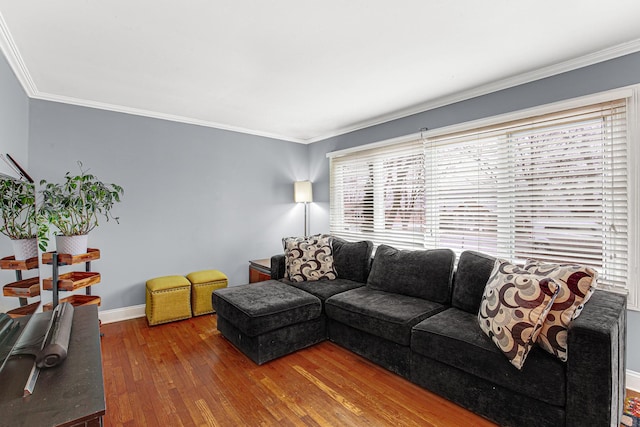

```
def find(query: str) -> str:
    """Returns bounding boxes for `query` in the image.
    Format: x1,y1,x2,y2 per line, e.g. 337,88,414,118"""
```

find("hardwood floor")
100,314,498,426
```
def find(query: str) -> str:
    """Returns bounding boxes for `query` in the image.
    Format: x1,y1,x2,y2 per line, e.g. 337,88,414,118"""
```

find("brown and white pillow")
282,234,337,282
478,259,559,370
524,259,598,361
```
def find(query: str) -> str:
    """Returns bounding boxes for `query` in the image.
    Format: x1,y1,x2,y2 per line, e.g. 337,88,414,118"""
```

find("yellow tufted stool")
186,270,228,316
145,275,192,325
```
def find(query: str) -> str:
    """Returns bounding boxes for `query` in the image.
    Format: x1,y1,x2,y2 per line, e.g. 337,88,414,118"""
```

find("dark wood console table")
0,305,105,427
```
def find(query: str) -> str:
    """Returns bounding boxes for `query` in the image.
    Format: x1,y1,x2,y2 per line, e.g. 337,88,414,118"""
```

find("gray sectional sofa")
212,239,626,427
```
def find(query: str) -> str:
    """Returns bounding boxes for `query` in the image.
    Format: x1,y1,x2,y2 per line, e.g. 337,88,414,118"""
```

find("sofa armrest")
566,289,626,427
270,254,286,280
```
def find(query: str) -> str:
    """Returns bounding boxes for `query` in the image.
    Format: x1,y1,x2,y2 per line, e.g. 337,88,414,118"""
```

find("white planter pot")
11,238,38,260
56,234,89,256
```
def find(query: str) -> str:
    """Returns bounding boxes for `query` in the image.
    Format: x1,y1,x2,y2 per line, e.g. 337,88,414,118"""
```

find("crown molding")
304,38,640,144
0,11,37,96
0,12,306,144
1,9,639,146
32,91,308,144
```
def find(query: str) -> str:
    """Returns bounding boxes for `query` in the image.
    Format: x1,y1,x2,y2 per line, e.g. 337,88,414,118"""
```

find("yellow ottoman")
145,275,192,325
186,270,228,316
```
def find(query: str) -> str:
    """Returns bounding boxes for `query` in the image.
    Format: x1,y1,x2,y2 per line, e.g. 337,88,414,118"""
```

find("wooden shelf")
3,277,40,298
43,271,101,292
42,248,101,266
6,301,40,318
42,247,102,312
0,255,38,271
43,294,101,311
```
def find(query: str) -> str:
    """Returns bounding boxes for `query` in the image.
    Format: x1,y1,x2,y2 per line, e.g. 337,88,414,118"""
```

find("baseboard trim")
98,304,146,324
627,370,640,392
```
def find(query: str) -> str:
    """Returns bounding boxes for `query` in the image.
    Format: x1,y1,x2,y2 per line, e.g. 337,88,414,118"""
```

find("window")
329,88,639,307
330,140,425,249
425,99,629,294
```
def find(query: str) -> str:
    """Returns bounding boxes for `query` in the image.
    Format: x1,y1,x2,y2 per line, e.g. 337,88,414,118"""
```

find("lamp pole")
304,202,309,237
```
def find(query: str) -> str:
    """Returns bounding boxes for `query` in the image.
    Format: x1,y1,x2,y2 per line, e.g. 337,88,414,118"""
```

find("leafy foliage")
0,178,36,240
39,162,124,237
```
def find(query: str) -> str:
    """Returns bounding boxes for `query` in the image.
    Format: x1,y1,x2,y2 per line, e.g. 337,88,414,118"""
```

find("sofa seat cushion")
325,287,447,346
412,308,566,406
212,280,321,337
282,278,364,303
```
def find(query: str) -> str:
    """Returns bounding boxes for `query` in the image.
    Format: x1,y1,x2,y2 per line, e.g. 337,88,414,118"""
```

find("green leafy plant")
0,178,37,240
36,211,50,252
39,162,124,239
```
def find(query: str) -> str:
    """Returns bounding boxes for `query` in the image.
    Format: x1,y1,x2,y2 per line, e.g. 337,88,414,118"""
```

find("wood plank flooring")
101,314,498,426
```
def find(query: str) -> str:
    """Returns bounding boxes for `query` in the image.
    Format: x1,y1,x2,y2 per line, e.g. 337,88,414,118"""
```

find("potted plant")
39,162,124,255
0,177,39,259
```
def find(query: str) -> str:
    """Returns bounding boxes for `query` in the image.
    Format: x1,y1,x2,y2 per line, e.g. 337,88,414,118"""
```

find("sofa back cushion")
451,250,496,313
332,237,373,283
366,245,455,303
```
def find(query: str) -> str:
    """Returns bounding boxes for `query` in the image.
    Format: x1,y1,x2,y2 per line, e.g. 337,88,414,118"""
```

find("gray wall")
0,54,28,169
28,101,310,310
310,51,640,371
0,51,31,312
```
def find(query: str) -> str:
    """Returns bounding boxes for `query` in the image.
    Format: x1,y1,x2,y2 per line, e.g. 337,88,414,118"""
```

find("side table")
249,259,271,283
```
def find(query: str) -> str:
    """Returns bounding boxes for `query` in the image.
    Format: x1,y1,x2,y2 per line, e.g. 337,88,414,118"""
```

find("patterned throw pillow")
524,259,598,361
478,259,560,370
282,234,337,282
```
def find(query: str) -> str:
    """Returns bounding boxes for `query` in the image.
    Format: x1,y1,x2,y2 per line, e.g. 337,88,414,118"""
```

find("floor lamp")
294,181,313,237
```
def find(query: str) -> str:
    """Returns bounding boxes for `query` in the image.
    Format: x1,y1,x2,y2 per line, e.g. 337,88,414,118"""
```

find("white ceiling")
1,1,640,144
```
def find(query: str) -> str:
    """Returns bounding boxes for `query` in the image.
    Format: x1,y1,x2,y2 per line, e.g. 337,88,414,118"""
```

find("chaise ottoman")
212,280,324,364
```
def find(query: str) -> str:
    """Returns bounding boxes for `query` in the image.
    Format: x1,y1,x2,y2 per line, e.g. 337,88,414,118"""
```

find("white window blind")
425,99,629,293
329,92,634,298
330,140,425,249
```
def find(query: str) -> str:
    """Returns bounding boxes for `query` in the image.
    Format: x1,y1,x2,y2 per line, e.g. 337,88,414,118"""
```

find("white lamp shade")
294,181,313,203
